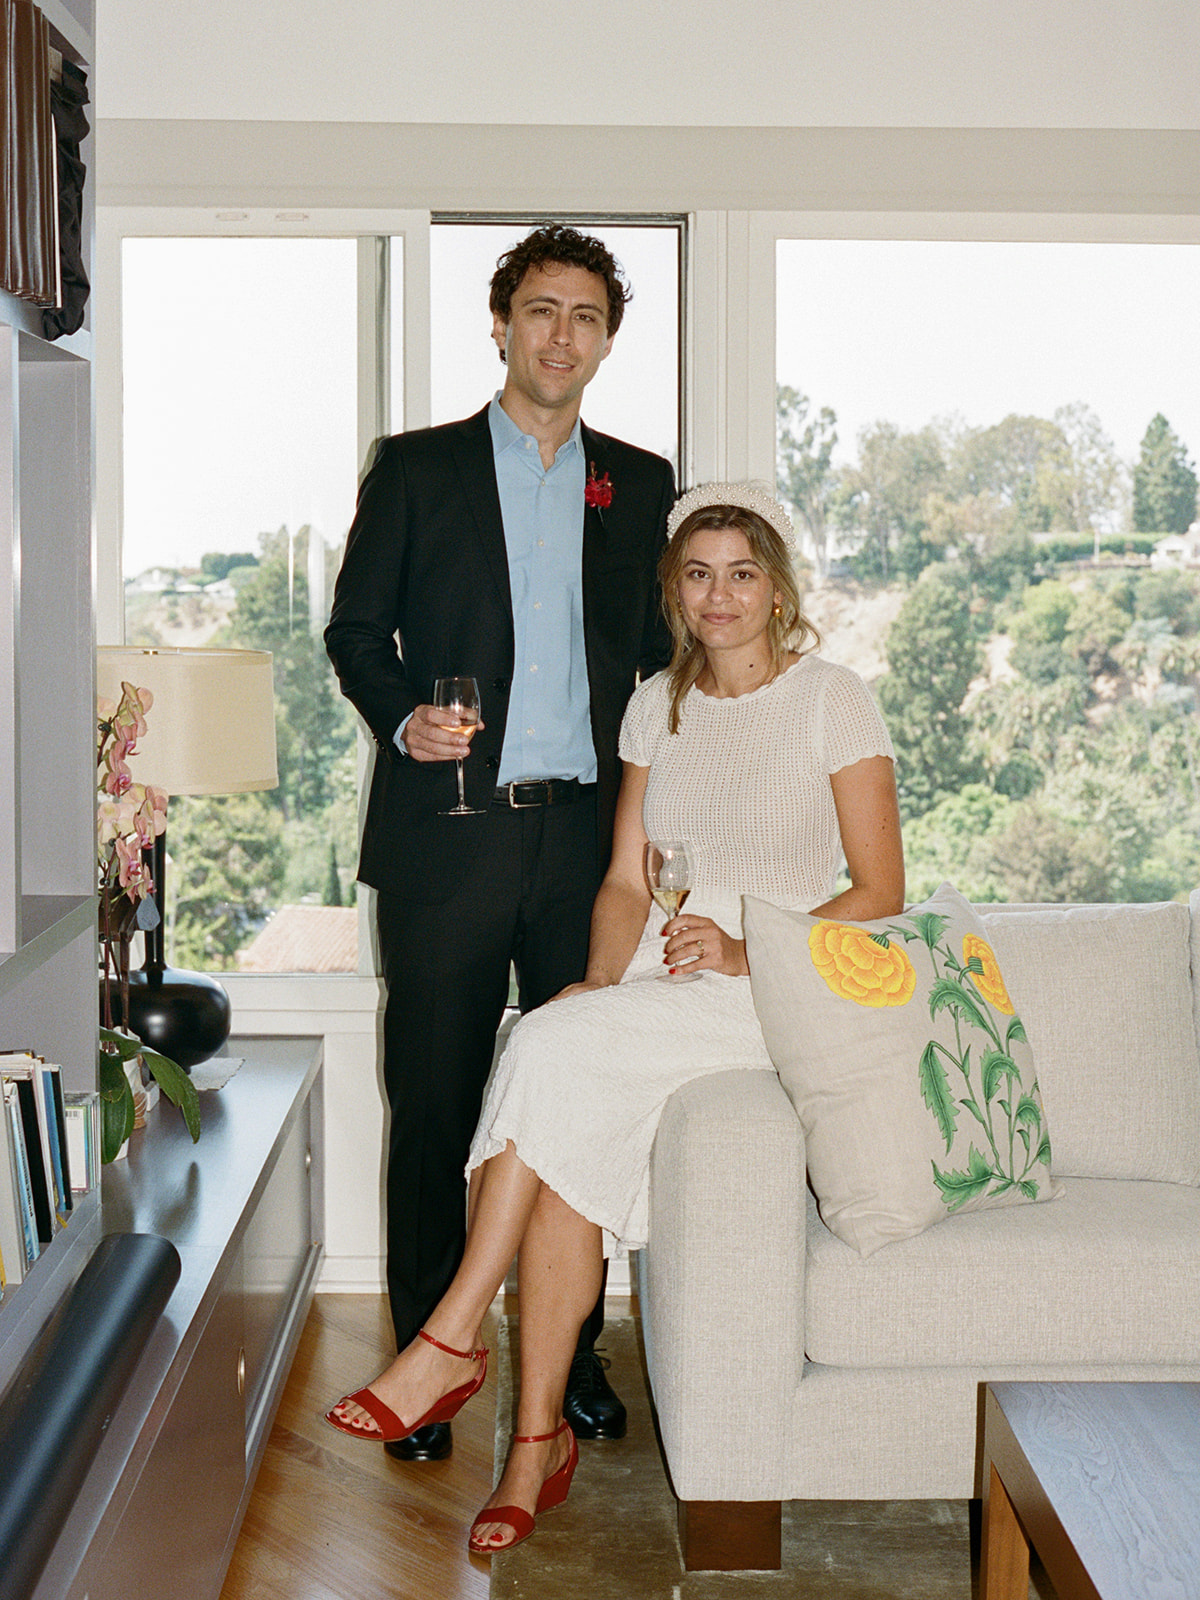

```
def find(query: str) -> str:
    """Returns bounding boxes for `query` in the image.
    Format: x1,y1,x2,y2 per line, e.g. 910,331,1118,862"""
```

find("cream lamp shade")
96,647,278,796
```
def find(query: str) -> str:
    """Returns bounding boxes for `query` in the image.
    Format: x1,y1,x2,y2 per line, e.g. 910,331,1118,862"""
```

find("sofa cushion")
744,883,1059,1258
804,1178,1200,1367
983,901,1200,1185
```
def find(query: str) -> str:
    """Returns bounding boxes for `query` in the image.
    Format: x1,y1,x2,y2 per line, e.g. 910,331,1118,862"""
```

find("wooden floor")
220,1294,498,1600
221,1292,633,1600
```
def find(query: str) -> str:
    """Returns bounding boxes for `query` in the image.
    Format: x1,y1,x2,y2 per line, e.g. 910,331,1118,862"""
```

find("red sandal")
324,1328,488,1443
468,1419,578,1555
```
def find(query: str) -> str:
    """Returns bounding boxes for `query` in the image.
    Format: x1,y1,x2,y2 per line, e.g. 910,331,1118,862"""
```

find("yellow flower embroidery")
808,922,916,1007
962,934,1015,1014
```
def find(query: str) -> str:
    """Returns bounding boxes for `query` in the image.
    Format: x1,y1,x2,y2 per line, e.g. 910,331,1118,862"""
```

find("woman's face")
677,527,780,658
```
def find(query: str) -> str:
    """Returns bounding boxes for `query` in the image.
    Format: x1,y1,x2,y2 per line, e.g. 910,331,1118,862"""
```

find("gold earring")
773,603,782,617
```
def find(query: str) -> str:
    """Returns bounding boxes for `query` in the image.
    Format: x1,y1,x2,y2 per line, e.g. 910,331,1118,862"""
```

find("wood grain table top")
984,1381,1200,1599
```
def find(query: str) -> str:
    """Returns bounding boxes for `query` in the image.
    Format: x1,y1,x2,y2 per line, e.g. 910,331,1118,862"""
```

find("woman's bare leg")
470,1185,603,1550
329,1141,541,1433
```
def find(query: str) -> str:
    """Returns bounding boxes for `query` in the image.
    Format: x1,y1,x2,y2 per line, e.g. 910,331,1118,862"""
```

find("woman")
326,483,904,1554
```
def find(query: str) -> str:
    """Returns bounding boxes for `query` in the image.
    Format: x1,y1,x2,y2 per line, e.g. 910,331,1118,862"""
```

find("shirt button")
530,664,538,673
525,439,534,450
526,727,534,736
533,601,542,610
537,539,545,548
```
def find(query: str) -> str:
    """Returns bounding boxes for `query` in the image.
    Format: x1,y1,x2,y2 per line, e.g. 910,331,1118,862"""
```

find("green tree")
901,783,1013,903
876,566,983,818
776,384,838,580
220,524,357,820
199,549,258,582
324,842,344,906
947,413,1069,535
837,422,947,582
1132,414,1199,534
168,792,286,970
1039,403,1125,554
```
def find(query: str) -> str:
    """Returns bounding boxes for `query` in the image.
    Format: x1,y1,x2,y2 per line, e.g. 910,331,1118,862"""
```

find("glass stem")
456,757,466,808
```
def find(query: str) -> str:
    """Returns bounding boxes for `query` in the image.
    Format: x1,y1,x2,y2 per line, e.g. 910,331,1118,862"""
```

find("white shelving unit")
0,0,98,1347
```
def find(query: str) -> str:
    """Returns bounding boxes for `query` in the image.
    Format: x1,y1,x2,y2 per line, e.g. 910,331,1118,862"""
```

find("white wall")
99,0,1200,130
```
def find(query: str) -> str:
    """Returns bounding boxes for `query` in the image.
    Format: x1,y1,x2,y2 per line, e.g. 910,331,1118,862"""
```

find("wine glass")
645,840,701,981
433,676,483,815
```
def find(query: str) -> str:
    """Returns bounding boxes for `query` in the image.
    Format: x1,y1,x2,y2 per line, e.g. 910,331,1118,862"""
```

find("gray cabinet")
30,1037,324,1600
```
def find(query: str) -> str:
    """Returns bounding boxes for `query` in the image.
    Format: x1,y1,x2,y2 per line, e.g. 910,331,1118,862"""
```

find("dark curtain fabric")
40,56,87,337
1,0,59,308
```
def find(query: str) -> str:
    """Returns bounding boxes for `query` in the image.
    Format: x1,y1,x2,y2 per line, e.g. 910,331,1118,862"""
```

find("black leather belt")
493,778,585,809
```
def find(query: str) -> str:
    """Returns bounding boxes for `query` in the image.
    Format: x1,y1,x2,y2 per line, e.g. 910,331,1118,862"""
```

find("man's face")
492,261,614,416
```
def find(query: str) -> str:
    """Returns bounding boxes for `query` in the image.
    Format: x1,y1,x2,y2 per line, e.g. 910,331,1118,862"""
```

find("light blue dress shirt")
488,395,596,785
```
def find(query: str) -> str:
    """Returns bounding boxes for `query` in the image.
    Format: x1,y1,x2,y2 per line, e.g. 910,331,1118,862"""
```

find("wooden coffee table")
982,1381,1200,1600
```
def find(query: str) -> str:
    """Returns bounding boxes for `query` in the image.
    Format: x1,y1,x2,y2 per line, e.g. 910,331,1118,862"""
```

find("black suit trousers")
376,788,603,1353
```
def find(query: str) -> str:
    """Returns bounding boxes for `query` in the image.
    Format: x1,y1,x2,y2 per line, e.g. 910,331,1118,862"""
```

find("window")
775,237,1200,903
121,236,362,971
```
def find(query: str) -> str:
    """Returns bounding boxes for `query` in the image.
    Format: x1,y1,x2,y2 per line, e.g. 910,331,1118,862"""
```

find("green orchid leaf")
1014,1094,1042,1130
932,1147,994,1211
99,1024,145,1063
982,1050,1021,1103
142,1047,202,1143
928,976,990,1032
919,1040,957,1150
908,911,950,949
1005,1016,1028,1048
98,1043,135,1163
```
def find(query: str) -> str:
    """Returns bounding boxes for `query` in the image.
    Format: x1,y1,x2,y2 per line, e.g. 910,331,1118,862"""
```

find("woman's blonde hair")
658,504,820,732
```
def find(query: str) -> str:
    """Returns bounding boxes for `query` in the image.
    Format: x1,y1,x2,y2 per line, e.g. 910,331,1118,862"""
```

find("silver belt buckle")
507,780,541,809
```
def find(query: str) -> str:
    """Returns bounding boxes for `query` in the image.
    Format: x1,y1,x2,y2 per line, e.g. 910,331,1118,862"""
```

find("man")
326,223,675,1460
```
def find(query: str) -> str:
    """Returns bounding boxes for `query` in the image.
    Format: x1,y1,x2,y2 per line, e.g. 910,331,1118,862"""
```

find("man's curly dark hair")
489,223,630,340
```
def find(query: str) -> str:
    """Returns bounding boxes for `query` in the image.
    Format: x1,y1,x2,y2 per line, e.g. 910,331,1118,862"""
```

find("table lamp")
96,646,278,1068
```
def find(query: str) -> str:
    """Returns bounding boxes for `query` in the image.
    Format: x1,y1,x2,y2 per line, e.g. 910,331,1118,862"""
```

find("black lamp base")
112,967,232,1072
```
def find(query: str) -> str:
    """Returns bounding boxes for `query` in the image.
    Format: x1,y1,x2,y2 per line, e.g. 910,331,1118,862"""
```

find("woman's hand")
661,915,748,977
548,978,607,1004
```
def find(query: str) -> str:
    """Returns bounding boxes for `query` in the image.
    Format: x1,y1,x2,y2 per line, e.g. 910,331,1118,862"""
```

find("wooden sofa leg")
678,1498,782,1571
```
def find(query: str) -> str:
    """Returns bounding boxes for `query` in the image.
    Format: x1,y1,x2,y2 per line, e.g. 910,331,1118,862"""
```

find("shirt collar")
489,393,585,462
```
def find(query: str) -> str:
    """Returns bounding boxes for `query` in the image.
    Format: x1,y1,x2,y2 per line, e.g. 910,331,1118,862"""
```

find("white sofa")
637,892,1200,1571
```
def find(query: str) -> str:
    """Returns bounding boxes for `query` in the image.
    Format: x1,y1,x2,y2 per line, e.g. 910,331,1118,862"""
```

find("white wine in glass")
433,676,482,815
645,840,700,980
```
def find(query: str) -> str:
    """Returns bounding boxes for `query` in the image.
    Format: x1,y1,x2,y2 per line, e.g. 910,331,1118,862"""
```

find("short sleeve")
618,672,669,767
819,665,894,775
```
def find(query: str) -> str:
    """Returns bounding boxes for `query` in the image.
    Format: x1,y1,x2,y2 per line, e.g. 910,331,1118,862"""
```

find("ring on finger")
698,940,705,957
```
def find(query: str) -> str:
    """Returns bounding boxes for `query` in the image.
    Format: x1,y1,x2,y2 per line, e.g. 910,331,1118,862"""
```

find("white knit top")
618,655,894,927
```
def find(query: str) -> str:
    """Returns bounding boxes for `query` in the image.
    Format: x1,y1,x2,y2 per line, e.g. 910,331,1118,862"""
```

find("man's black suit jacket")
325,404,676,902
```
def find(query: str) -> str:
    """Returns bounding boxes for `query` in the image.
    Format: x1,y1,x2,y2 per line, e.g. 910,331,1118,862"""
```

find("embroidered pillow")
744,882,1061,1257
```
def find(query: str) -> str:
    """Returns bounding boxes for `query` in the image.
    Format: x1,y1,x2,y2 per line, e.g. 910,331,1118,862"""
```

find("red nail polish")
668,966,676,974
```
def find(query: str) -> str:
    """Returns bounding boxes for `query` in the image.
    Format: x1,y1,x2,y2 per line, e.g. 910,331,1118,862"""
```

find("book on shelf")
2,1079,41,1276
63,1091,99,1197
1,1052,73,1246
0,1084,31,1287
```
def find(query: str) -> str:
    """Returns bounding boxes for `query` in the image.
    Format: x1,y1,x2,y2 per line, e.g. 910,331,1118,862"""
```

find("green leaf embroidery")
962,955,984,976
1034,1133,1053,1167
932,1147,994,1211
908,911,950,950
982,1050,1019,1102
1005,1016,1028,1049
928,975,991,1032
919,1041,957,1150
1018,1179,1040,1199
869,933,891,949
1014,1094,1042,1131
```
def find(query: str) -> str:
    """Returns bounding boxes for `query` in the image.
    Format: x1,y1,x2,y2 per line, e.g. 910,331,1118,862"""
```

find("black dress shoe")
562,1348,627,1440
383,1421,452,1461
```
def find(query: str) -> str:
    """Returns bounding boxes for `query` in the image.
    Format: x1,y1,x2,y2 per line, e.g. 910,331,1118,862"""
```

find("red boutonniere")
585,464,613,509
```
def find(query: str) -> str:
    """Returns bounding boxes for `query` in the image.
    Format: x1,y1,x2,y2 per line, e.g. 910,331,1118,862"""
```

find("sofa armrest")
638,1069,806,1499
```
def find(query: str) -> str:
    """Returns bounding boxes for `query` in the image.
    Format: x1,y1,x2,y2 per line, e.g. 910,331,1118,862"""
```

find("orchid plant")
96,681,200,1160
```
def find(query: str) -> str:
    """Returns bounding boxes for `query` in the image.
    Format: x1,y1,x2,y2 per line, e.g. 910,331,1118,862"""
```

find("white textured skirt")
466,891,777,1254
